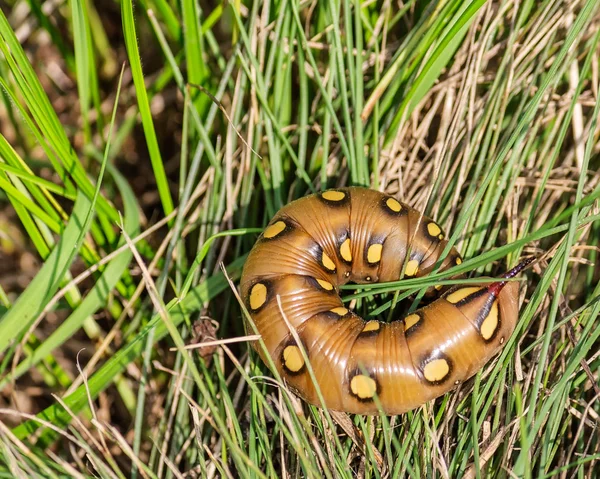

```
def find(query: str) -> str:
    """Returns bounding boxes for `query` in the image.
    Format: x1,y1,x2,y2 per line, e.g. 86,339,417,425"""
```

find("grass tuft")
0,0,599,477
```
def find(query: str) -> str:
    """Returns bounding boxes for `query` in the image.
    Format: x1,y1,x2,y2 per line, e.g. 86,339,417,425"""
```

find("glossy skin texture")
240,187,521,415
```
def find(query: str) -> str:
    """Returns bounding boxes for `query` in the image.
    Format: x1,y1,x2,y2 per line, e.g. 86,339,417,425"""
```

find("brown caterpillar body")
240,187,521,415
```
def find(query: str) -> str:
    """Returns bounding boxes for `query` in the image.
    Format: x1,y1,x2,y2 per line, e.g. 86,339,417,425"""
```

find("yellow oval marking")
446,287,482,304
350,374,377,399
367,243,383,264
385,197,402,212
340,238,352,262
404,313,421,331
316,279,334,291
405,259,419,277
283,345,304,373
427,222,442,237
321,251,336,271
322,190,346,201
455,257,462,265
249,283,268,310
263,220,286,239
434,284,443,291
438,234,445,240
362,320,380,332
423,358,450,382
330,307,349,316
480,301,499,340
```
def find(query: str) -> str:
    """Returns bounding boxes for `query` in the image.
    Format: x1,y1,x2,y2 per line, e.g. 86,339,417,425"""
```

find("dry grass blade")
169,334,261,351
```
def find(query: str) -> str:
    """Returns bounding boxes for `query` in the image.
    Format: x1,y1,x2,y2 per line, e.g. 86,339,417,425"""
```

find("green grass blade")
0,190,92,354
121,0,174,219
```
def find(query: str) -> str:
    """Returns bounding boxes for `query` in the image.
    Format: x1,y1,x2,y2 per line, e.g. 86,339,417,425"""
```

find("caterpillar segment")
240,187,523,415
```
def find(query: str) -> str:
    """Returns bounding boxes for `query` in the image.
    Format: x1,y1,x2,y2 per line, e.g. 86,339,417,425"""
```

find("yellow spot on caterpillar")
455,257,462,265
350,374,377,399
480,301,499,340
404,313,421,331
330,307,349,316
386,197,402,212
438,234,445,240
362,320,380,332
263,221,286,239
283,345,304,373
322,190,346,201
249,283,267,310
427,222,442,237
321,252,336,271
340,238,352,262
423,359,450,382
316,279,334,291
367,244,383,264
446,287,482,304
434,284,443,291
405,259,419,277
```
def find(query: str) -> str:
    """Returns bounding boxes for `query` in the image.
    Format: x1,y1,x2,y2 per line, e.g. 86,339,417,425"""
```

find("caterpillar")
240,187,523,415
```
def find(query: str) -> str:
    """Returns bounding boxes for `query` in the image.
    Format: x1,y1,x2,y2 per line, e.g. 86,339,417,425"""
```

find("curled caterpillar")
240,187,523,415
